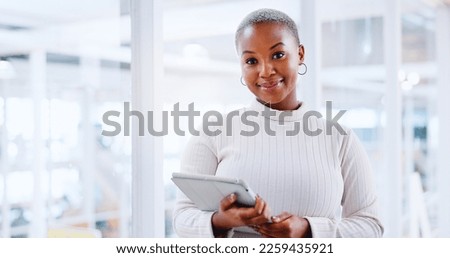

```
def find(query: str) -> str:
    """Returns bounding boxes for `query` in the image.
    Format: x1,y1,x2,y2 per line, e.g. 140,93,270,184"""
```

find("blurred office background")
0,0,449,238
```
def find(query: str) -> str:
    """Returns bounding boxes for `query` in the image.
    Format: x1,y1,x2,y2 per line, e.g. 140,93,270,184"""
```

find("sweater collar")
248,99,308,122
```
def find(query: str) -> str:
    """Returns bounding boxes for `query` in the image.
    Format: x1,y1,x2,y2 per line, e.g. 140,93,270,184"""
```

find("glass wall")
0,0,131,237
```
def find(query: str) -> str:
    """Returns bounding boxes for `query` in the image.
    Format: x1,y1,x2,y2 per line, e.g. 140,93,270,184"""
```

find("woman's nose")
259,61,275,78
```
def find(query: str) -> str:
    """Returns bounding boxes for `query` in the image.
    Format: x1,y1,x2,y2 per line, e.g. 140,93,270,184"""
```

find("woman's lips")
258,79,284,89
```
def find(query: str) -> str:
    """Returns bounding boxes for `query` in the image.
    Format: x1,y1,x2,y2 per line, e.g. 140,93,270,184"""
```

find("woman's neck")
256,98,302,111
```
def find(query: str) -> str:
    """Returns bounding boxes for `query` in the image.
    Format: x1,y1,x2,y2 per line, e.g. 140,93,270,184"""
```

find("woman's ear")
298,44,305,64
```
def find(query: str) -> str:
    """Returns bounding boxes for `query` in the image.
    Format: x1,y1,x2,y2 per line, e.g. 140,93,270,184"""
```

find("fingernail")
271,216,279,222
229,193,235,200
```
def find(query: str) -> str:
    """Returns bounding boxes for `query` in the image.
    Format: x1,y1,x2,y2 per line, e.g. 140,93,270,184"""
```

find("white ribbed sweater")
173,100,383,238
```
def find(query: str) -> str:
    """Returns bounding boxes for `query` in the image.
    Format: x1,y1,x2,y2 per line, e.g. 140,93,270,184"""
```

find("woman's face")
237,23,304,110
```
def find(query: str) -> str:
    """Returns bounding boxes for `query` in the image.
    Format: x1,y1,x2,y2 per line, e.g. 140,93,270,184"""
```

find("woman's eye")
273,52,285,59
245,58,257,65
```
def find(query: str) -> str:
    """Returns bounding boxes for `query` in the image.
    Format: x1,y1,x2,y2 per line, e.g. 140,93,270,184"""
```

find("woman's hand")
254,212,312,238
211,194,272,236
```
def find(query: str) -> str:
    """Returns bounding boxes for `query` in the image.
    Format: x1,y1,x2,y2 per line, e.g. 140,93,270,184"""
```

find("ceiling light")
407,72,420,86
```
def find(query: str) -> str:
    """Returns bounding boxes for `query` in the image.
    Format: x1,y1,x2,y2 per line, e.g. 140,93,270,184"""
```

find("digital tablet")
171,173,257,211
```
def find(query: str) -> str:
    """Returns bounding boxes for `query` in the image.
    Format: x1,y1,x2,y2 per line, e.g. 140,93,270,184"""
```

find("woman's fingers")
213,194,245,230
271,211,293,223
239,196,272,225
254,196,265,214
216,194,274,230
259,213,293,233
256,214,311,238
220,193,237,211
254,226,276,237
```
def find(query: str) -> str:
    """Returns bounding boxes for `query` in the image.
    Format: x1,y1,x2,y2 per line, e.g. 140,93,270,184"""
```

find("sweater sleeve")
172,132,220,238
305,129,384,237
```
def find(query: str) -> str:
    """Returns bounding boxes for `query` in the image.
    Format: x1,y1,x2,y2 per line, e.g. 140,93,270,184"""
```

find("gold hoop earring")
298,63,307,75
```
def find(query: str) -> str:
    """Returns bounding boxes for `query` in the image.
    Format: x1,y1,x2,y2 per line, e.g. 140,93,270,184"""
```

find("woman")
173,8,383,238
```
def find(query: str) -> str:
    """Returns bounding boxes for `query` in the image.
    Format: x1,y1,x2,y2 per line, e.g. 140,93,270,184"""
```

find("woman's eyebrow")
269,42,285,50
241,50,255,55
241,42,286,56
